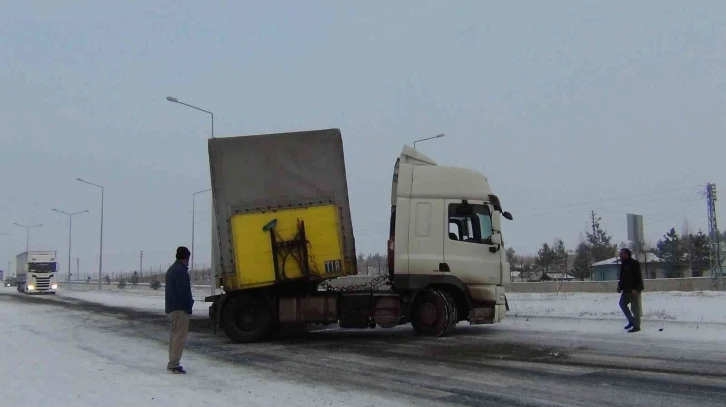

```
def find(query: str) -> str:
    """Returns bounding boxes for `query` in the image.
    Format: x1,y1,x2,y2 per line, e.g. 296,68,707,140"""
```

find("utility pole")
139,251,144,280
706,183,723,289
76,258,80,281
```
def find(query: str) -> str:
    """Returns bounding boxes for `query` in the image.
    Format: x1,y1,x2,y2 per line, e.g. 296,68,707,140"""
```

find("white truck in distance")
16,251,59,294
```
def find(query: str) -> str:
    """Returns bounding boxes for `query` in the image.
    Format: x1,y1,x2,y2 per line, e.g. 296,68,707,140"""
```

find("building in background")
592,253,663,281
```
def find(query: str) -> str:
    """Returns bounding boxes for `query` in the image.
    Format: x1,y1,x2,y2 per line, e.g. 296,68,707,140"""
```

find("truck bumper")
468,284,507,324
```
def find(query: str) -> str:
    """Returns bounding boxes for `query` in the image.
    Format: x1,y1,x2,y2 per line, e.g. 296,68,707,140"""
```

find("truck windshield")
29,262,57,273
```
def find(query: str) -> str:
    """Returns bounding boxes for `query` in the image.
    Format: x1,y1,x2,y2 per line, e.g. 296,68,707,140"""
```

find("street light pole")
192,189,212,277
76,178,104,290
413,133,446,150
53,209,89,284
167,95,216,296
13,223,43,252
166,96,214,139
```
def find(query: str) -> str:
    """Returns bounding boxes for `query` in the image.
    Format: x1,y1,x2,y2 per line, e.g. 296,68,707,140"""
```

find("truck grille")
34,277,51,290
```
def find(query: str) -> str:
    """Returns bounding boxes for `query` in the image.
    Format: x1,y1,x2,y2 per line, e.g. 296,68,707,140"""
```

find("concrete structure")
505,276,723,293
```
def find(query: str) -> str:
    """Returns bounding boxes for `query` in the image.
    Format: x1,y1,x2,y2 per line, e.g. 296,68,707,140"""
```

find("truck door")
443,200,502,285
406,199,445,276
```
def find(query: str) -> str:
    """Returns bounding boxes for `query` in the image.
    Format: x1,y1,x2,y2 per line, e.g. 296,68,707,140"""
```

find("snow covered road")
2,287,726,406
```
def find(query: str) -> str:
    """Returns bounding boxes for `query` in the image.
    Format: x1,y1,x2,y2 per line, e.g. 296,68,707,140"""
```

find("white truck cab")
16,251,59,294
388,146,512,324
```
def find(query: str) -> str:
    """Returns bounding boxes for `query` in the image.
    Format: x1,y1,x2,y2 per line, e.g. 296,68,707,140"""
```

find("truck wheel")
222,295,273,343
411,290,451,337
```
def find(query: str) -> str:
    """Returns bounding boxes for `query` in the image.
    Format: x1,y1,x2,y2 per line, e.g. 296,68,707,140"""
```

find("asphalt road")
3,291,726,407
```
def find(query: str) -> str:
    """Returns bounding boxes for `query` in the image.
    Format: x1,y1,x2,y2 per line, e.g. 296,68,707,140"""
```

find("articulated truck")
205,129,512,343
16,251,59,294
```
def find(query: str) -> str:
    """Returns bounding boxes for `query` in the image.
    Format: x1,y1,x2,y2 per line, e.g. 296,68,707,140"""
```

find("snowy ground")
0,287,431,407
3,286,726,406
47,285,726,345
507,291,726,324
59,283,726,324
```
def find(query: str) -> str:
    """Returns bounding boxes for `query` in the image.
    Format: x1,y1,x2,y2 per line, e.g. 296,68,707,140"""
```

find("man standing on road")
165,246,194,374
617,248,644,333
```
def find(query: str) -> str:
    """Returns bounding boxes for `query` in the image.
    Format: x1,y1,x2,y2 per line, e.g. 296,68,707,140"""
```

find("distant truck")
205,128,513,343
16,251,59,294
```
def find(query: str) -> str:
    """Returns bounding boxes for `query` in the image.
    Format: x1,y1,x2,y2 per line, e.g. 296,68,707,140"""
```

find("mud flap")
505,294,510,312
213,293,228,336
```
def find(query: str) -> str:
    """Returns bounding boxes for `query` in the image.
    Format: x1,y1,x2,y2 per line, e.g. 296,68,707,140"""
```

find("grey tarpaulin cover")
207,128,356,277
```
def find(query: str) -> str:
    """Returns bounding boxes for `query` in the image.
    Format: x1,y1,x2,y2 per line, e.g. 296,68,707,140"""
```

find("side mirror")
503,211,513,221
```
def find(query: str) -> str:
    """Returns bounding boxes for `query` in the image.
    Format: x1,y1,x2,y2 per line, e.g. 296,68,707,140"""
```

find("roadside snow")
507,291,726,324
54,285,726,326
0,292,421,407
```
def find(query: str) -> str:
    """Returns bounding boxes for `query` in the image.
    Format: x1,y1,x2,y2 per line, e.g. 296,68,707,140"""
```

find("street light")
192,189,212,278
413,133,445,150
13,223,42,252
53,208,89,283
167,94,216,295
166,96,214,139
76,178,104,290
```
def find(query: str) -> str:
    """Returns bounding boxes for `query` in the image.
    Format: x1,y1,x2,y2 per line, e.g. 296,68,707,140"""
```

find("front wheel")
222,295,274,343
411,289,456,337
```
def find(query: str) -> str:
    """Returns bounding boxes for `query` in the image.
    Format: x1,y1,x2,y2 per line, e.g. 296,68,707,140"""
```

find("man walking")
617,248,644,333
165,246,194,374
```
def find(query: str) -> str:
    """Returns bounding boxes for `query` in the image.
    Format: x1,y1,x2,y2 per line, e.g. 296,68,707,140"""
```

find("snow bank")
507,291,726,324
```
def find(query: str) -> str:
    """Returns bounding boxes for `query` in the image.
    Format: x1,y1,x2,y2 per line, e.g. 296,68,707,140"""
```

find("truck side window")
447,204,493,244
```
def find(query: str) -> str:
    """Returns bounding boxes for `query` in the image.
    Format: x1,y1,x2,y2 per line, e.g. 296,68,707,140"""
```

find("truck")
205,128,513,343
16,251,59,294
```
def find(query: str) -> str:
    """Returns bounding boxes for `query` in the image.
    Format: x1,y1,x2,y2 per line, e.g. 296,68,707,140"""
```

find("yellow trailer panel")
225,203,351,291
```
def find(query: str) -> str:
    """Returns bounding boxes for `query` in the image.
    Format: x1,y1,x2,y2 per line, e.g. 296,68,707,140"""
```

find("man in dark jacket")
165,246,194,374
617,248,644,333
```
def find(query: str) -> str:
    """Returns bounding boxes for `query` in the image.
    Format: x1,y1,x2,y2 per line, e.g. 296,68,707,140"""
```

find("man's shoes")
167,366,187,374
624,323,633,330
628,327,640,333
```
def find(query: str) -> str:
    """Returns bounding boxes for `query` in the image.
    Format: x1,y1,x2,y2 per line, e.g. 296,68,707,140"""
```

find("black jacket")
618,258,644,292
165,260,194,314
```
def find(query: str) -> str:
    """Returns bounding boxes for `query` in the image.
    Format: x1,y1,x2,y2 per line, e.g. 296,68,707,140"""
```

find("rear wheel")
222,295,274,343
411,289,453,337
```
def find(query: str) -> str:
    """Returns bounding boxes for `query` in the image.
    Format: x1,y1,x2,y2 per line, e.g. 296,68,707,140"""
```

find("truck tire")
222,295,274,343
411,289,451,337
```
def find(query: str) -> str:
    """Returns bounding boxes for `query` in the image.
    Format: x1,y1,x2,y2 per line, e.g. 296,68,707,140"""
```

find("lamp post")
166,96,214,139
53,209,89,284
167,95,216,296
413,133,445,150
76,178,104,290
192,189,211,277
0,233,7,279
13,223,42,252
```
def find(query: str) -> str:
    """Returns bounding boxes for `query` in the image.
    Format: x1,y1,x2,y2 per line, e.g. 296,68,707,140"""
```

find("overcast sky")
2,1,724,277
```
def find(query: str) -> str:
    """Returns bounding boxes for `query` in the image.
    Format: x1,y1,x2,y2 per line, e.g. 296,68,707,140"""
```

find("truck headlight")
27,284,35,290
51,284,58,290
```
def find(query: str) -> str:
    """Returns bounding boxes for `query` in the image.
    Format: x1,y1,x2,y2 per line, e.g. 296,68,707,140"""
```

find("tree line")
507,211,718,281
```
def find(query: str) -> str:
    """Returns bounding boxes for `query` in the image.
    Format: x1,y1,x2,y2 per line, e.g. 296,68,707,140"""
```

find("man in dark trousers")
617,248,644,333
165,246,194,374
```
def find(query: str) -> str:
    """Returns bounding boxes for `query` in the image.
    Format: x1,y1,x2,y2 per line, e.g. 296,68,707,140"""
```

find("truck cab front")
389,146,513,325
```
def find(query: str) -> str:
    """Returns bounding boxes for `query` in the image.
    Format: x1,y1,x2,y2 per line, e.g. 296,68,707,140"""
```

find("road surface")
2,289,725,406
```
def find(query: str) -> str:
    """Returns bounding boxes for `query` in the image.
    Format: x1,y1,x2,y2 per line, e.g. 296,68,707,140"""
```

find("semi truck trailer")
16,251,59,294
205,128,513,343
